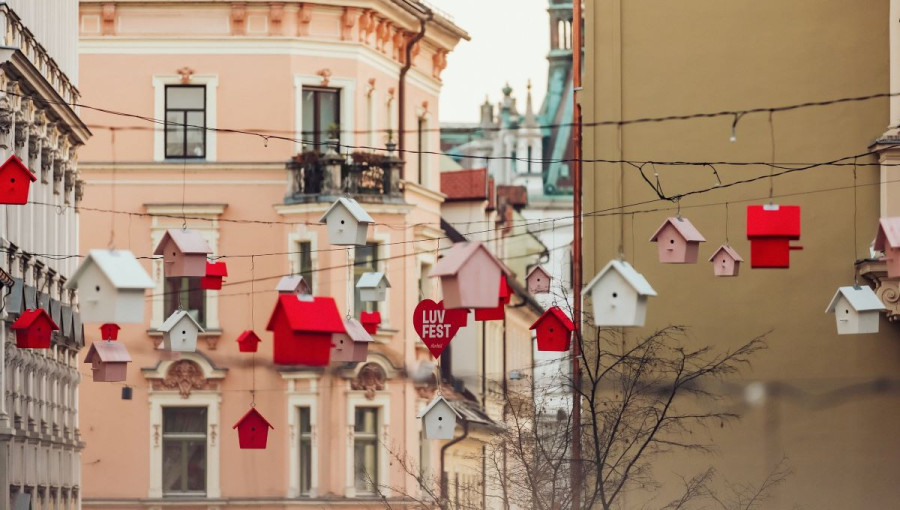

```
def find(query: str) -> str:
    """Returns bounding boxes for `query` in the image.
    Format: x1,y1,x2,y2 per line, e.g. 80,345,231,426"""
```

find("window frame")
164,84,207,159
301,86,341,152
346,389,390,498
352,407,380,495
161,406,208,496
298,406,313,496
164,276,207,328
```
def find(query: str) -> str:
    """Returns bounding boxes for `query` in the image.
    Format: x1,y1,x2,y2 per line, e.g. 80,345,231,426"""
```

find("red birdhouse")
474,276,511,321
266,295,344,366
233,407,274,449
746,204,802,268
360,311,381,335
100,323,120,341
236,330,261,353
11,309,59,349
874,217,900,277
530,306,575,352
0,154,37,205
200,261,228,290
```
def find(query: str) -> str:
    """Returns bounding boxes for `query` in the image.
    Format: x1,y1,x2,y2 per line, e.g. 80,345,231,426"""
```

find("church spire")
523,80,538,128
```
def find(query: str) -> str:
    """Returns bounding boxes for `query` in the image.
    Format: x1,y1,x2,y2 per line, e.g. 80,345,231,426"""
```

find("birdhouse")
474,275,511,321
526,265,551,294
430,241,511,309
100,323,120,340
319,197,374,246
153,229,213,277
649,217,706,264
581,260,657,327
825,285,885,335
530,306,575,352
874,217,900,277
233,407,274,449
418,395,463,440
708,244,744,277
266,294,344,366
356,272,390,302
11,309,59,348
65,249,155,324
746,204,802,268
0,154,37,205
360,311,381,335
236,330,261,352
331,318,374,362
276,275,311,295
200,261,228,290
84,340,131,382
158,310,204,352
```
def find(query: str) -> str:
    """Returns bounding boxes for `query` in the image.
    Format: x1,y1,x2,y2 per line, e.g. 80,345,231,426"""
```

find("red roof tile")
441,168,488,201
497,185,528,208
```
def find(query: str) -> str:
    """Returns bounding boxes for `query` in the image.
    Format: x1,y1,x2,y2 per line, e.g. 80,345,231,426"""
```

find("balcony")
284,140,404,205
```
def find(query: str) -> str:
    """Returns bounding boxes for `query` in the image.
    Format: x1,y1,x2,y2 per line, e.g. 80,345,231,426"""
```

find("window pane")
186,441,207,491
354,244,378,316
162,442,185,492
167,86,204,109
165,277,206,328
299,407,311,434
186,111,205,157
354,407,377,434
318,90,339,139
302,90,315,145
165,111,185,158
163,407,207,433
354,440,378,492
299,242,313,294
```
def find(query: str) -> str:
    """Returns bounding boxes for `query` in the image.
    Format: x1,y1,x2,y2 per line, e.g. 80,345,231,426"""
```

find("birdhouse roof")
360,311,381,325
0,154,37,182
430,241,512,277
530,306,575,332
526,265,550,280
84,341,132,364
356,272,390,289
266,295,345,334
205,261,228,277
276,275,309,293
236,330,261,345
319,197,374,224
153,229,213,256
417,395,463,419
707,244,743,262
66,249,155,290
342,318,374,343
649,217,706,242
158,309,204,333
874,217,900,251
825,286,885,313
746,204,801,238
11,309,59,331
232,407,274,430
581,260,657,297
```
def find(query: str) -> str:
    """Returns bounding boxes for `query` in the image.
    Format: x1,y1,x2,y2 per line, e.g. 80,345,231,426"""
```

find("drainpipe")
439,418,469,509
397,5,432,177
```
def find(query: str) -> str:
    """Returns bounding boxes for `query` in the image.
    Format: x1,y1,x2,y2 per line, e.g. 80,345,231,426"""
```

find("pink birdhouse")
331,318,374,362
649,217,706,264
874,217,900,278
266,295,344,366
200,261,228,290
708,244,743,277
233,407,274,449
530,306,575,352
0,154,37,205
11,309,58,349
236,330,261,353
526,265,551,294
100,323,121,340
360,311,381,335
153,229,212,277
430,241,512,309
746,205,802,268
474,275,511,321
84,341,131,382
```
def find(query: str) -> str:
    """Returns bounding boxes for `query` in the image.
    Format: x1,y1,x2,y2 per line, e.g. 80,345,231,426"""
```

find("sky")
426,0,550,124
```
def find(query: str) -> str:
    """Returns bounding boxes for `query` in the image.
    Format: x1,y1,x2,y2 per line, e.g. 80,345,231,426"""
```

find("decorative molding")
269,3,285,36
230,2,247,36
150,360,212,398
297,3,312,36
350,362,386,400
857,258,900,321
341,7,359,41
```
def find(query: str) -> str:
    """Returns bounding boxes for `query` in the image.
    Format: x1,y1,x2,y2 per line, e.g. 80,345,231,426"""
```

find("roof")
236,330,261,344
319,197,374,224
158,309,204,333
342,318,374,343
526,265,550,280
276,275,309,293
360,311,381,324
430,241,512,277
205,261,228,277
356,272,390,289
440,168,489,201
649,217,706,242
266,295,345,334
530,306,575,331
66,249,155,290
708,244,743,262
153,229,212,256
11,308,58,331
746,204,801,239
84,341,132,363
0,154,36,181
417,395,463,419
497,185,528,208
232,407,274,430
582,260,657,297
486,177,496,211
826,286,885,313
875,217,900,251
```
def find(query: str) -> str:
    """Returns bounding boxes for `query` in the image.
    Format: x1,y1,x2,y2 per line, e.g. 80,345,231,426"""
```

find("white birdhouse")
418,395,463,440
331,318,374,362
430,241,511,309
153,229,212,277
65,250,155,324
319,197,374,246
825,285,885,335
356,272,390,302
276,275,311,295
525,265,551,294
581,260,657,327
158,309,204,352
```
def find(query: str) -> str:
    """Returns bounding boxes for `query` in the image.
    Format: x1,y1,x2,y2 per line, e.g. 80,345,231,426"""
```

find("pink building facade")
76,1,466,507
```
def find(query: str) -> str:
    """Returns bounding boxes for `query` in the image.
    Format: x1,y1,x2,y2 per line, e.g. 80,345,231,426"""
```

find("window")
165,85,206,158
354,407,379,494
162,407,207,496
299,407,313,495
298,241,314,294
354,243,379,317
302,87,340,151
165,276,206,328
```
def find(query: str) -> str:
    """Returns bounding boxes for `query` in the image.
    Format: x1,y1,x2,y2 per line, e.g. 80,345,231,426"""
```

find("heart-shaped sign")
413,299,468,358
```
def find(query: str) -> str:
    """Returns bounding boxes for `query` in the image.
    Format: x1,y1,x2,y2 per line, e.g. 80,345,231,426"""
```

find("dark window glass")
298,242,313,294
299,407,312,495
354,407,379,493
165,85,206,158
302,87,340,151
354,243,379,317
162,407,207,495
165,277,206,328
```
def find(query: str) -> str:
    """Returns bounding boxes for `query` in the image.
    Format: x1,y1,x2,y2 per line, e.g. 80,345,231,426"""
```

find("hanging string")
108,127,117,249
768,111,776,202
181,158,187,230
346,247,353,319
250,254,256,407
724,202,730,245
617,123,625,260
852,158,859,285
